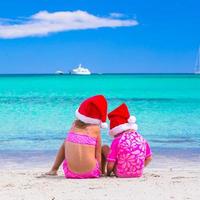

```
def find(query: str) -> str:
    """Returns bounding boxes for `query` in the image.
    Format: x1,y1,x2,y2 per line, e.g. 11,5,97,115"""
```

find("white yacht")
195,47,200,74
70,64,91,75
55,70,64,75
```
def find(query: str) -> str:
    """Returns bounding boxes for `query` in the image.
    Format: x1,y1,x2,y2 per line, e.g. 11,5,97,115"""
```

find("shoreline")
1,148,200,170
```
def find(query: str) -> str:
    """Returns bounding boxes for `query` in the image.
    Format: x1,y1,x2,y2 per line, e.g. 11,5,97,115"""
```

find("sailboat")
195,47,200,74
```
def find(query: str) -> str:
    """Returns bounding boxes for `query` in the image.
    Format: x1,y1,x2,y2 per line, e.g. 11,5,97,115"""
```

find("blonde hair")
74,119,91,129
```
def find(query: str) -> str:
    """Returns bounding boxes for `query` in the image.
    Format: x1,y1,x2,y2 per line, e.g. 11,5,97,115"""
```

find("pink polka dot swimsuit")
62,132,101,179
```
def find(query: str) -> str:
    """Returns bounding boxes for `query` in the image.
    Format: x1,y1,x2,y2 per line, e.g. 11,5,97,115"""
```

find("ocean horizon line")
0,72,199,76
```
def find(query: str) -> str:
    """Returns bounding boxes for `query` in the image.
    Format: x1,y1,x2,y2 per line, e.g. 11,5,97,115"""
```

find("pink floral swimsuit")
107,130,152,178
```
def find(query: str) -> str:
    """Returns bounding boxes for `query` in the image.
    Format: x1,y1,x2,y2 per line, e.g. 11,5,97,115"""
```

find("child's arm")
95,128,102,168
45,141,65,175
106,139,118,176
145,140,152,167
145,156,152,167
107,162,115,176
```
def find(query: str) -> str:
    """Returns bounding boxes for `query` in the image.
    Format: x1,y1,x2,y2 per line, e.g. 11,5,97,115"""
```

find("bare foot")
45,170,58,176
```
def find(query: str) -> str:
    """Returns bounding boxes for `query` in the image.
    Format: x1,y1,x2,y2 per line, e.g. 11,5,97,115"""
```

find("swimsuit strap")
66,132,97,146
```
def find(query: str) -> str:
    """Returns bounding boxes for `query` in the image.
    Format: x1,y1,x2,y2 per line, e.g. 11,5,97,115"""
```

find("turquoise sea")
0,74,200,167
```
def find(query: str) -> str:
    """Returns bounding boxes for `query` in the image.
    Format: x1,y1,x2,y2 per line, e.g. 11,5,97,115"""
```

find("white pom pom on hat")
128,115,136,124
101,122,108,129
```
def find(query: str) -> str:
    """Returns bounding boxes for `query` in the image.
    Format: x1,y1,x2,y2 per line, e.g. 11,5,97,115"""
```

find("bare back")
65,124,101,173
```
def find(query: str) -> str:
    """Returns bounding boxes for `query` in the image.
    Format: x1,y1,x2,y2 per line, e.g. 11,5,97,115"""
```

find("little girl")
46,95,108,178
102,103,152,178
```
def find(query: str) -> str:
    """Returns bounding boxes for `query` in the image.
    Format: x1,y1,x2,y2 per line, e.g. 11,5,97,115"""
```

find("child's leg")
46,141,65,175
101,145,110,174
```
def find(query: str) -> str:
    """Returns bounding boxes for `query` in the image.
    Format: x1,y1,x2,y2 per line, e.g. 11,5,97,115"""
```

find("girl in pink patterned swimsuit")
46,95,108,178
102,103,152,178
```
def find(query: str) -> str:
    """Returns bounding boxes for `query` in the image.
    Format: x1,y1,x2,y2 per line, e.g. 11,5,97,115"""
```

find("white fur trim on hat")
75,109,101,125
109,123,138,137
132,123,138,131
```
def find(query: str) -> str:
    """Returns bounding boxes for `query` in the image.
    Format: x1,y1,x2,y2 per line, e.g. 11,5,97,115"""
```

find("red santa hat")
75,95,108,128
108,103,138,137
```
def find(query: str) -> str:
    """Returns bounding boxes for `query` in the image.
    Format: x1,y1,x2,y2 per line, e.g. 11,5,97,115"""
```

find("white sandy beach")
1,167,200,200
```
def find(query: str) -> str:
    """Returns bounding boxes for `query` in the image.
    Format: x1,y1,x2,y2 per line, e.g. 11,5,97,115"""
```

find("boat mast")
196,47,200,72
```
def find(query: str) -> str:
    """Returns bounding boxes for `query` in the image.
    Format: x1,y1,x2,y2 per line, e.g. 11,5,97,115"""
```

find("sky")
0,0,200,74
